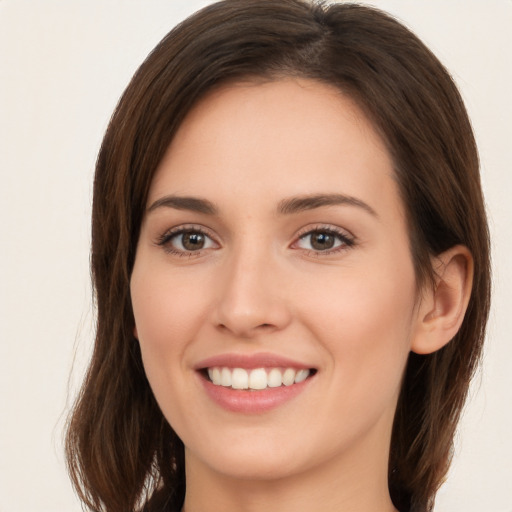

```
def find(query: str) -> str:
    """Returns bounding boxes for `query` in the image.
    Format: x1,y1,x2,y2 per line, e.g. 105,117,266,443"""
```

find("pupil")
183,232,205,250
311,232,334,250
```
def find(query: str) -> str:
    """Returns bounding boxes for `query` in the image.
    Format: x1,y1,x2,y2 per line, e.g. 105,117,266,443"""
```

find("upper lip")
194,352,314,370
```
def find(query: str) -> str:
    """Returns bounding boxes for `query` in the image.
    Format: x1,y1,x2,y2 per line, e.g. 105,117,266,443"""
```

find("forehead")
149,78,403,222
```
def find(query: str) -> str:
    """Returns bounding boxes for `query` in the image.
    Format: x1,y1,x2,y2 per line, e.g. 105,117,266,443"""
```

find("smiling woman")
65,2,491,512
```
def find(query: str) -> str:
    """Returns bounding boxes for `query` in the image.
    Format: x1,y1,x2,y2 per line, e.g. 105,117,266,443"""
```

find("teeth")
209,367,222,385
248,368,267,390
231,368,249,389
282,368,296,386
294,368,309,383
207,367,311,390
221,367,232,387
267,368,282,388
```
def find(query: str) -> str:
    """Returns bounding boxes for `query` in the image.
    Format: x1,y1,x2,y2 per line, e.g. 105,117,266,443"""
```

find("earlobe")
411,245,473,355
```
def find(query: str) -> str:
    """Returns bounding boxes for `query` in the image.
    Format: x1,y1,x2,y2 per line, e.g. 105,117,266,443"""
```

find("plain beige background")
1,1,511,511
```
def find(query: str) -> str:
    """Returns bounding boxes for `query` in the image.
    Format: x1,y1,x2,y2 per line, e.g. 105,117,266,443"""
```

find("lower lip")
199,374,313,414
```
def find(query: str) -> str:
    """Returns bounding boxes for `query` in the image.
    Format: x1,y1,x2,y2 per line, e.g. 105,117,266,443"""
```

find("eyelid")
291,224,356,254
155,224,220,255
154,222,355,257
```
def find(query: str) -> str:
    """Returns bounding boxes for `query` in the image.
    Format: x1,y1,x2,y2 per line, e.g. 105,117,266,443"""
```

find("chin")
185,433,314,482
208,456,304,482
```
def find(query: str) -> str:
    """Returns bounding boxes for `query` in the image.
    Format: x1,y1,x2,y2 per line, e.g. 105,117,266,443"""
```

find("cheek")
299,260,417,398
130,269,209,427
130,267,200,388
132,267,211,348
304,260,416,336
130,264,225,416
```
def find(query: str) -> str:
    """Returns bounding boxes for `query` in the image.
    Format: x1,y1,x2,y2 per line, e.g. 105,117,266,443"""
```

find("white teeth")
249,368,267,390
231,368,249,389
295,369,310,383
207,367,311,390
221,367,232,387
282,368,296,386
267,368,283,388
208,367,222,385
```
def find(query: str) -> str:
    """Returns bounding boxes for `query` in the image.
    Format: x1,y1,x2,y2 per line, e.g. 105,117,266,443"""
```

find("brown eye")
158,228,217,254
310,232,336,250
296,229,353,253
181,232,206,251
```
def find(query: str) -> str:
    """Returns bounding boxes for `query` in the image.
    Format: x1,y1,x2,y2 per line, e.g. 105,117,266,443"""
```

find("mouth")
201,366,317,391
195,353,317,412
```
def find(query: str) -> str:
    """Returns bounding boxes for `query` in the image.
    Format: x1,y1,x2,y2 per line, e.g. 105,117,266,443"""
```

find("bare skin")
131,79,472,512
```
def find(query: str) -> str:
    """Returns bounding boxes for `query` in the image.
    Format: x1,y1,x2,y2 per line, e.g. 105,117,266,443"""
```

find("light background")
0,1,510,511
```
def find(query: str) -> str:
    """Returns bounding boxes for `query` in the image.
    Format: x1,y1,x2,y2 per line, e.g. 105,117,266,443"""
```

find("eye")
157,227,218,255
295,228,354,253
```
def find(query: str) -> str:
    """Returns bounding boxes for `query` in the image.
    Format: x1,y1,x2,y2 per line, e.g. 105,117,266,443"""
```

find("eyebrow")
277,193,378,217
147,193,377,217
148,195,218,215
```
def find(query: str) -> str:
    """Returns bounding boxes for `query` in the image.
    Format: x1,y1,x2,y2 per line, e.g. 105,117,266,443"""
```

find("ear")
411,245,474,355
133,325,139,340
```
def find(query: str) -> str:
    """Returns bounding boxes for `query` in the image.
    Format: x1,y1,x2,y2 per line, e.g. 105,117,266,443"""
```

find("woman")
65,1,491,511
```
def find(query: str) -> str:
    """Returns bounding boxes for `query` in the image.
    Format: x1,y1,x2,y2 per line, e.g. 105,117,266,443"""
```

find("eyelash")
293,225,355,256
156,225,217,257
155,224,355,257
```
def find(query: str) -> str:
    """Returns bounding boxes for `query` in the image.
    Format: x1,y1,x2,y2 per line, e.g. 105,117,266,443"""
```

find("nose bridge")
214,236,290,337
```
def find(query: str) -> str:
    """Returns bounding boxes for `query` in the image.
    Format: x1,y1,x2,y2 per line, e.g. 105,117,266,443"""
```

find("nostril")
216,321,278,338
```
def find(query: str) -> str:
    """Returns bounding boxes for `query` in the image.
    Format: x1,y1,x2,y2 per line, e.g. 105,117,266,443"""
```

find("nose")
213,247,292,339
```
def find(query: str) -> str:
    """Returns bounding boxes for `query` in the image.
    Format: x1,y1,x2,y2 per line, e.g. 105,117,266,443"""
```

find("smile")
207,367,312,390
195,353,317,413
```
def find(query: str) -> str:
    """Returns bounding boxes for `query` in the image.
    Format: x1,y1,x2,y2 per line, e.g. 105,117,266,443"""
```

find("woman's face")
131,79,423,484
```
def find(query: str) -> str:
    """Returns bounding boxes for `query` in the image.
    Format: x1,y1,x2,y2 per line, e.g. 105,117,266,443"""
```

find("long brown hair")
65,1,491,511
